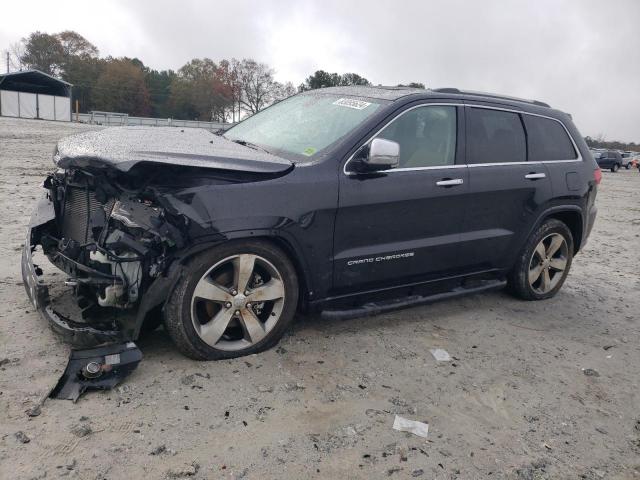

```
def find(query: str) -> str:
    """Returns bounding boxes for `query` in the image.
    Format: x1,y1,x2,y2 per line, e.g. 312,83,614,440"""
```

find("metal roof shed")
0,70,72,121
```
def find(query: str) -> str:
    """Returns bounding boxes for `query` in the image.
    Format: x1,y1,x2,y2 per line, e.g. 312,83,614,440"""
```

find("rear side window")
467,108,526,164
523,115,577,161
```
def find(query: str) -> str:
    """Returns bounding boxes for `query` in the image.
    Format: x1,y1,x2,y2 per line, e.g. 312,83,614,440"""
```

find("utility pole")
6,51,9,73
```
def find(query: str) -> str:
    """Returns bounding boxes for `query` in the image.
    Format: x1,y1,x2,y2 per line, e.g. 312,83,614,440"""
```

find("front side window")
467,107,526,164
224,94,383,161
523,115,577,161
375,105,457,168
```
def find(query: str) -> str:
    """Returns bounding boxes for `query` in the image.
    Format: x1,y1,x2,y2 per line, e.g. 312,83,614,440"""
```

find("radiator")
61,186,114,244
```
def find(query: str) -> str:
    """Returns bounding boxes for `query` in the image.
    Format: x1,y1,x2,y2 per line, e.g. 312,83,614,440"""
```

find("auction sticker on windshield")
333,98,372,110
302,147,317,156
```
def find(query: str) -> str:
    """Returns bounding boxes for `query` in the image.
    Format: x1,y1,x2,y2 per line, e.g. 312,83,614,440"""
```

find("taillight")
594,168,602,185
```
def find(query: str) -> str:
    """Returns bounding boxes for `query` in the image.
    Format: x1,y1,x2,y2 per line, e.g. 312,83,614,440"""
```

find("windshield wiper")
230,139,271,154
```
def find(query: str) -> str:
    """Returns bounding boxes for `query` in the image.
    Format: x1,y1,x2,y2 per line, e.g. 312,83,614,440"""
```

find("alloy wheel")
528,233,569,295
190,254,285,351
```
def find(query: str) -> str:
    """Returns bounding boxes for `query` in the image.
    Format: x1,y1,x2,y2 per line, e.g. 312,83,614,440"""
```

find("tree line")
7,31,425,122
584,135,638,152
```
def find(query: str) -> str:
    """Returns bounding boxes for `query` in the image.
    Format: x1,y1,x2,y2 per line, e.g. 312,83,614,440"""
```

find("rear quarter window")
523,115,577,161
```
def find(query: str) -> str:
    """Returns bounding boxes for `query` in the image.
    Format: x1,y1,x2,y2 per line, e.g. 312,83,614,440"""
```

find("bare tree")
236,59,282,115
8,42,26,71
275,81,297,101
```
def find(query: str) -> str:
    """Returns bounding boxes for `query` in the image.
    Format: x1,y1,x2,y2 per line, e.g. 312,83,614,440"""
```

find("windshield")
224,94,384,161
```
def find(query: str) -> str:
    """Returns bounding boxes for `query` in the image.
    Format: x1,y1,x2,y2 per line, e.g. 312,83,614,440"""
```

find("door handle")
524,173,546,180
436,178,464,187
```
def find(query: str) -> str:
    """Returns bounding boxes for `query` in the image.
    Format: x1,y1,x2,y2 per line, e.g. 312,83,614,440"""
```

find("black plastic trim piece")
320,279,506,320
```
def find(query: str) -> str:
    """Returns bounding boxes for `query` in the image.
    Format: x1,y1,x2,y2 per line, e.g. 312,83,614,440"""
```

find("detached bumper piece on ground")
49,342,142,402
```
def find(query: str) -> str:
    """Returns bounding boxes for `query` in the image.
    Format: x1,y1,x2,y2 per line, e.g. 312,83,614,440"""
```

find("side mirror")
362,138,400,170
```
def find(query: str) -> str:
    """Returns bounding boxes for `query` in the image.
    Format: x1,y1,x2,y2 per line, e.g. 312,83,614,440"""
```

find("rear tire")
164,240,299,360
625,164,631,170
507,219,573,301
611,163,619,172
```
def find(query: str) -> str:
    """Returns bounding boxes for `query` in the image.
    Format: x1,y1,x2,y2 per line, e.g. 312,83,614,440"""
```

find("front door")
333,103,470,293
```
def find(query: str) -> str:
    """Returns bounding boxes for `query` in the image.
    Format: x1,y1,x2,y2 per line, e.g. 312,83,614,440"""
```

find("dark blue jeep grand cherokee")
23,86,600,361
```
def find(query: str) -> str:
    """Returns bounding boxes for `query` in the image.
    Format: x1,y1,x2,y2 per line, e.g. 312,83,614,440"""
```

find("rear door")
462,104,552,271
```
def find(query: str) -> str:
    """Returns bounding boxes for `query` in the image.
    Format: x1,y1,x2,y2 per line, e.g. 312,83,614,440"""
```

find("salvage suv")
23,86,600,362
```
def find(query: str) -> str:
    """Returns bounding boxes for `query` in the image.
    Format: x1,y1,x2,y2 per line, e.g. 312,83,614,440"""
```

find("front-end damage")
22,128,295,398
22,166,195,398
23,166,189,346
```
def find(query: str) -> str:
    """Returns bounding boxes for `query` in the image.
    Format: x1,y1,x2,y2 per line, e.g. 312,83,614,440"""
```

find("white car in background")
620,151,634,169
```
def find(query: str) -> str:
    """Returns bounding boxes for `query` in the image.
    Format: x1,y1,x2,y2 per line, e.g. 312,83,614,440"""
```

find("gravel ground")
0,117,639,480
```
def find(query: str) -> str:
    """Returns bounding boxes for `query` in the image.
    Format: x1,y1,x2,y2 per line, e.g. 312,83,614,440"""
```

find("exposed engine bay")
21,126,296,399
29,161,279,341
43,166,185,311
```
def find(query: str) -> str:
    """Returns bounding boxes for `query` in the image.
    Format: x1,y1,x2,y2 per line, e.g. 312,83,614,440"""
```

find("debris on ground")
582,368,600,377
392,415,429,438
25,405,42,417
70,423,92,437
283,382,305,391
149,444,176,456
150,444,167,456
167,462,199,478
429,348,452,362
389,397,417,415
15,431,31,444
515,459,549,480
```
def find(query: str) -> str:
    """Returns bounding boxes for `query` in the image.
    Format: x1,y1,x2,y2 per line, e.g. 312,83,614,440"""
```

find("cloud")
1,0,638,141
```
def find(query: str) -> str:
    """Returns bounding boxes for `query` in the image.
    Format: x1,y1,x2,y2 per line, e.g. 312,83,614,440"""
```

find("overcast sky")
2,0,638,141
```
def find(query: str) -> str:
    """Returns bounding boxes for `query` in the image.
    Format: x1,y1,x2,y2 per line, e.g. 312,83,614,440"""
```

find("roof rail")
431,88,551,108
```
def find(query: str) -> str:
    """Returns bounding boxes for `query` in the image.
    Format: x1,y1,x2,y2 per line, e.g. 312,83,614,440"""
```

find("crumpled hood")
54,126,293,174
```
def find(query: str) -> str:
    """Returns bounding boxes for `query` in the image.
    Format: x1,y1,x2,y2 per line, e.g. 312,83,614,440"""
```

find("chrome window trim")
390,164,467,172
343,102,582,176
468,161,541,168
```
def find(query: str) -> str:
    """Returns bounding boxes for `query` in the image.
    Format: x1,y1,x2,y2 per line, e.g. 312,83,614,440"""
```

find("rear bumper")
584,204,597,247
21,195,129,348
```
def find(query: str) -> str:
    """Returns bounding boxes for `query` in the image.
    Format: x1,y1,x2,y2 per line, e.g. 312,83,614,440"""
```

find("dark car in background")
594,150,623,172
23,86,600,361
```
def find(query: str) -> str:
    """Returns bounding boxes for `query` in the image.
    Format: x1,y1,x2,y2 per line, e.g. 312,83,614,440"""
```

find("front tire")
508,219,573,301
164,240,299,360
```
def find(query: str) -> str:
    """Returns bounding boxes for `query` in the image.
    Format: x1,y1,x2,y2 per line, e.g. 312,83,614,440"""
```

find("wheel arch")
134,232,313,340
534,206,584,253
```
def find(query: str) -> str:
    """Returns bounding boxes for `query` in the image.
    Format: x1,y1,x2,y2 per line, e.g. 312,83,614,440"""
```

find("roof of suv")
308,85,554,112
303,85,424,100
